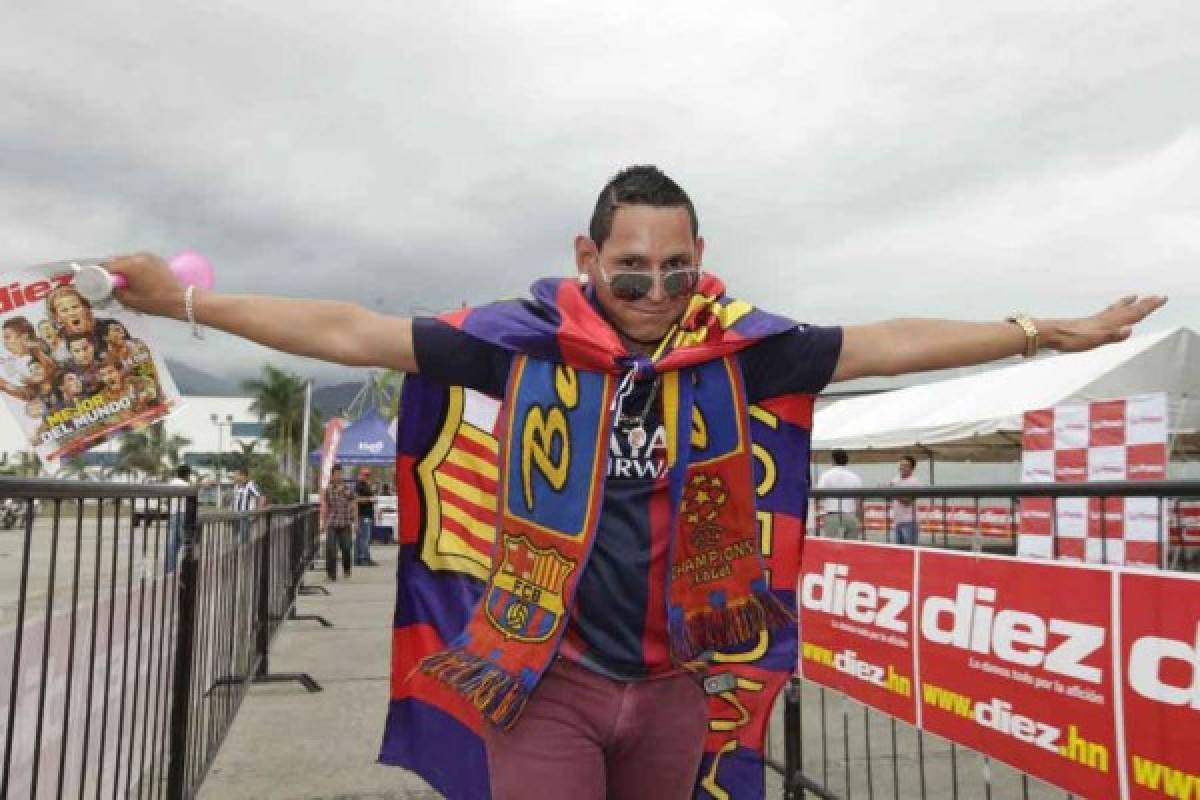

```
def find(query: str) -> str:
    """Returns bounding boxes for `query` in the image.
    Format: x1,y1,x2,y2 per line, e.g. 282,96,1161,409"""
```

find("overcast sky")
3,1,1196,386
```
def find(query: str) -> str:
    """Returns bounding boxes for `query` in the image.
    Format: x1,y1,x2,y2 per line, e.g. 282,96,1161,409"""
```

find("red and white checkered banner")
863,500,1015,539
797,539,1200,799
1169,501,1200,546
1017,393,1169,568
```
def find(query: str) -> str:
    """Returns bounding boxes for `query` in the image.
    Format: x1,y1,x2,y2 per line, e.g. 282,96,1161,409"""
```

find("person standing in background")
889,455,922,545
166,464,193,573
232,466,263,510
816,449,863,539
354,467,379,567
232,466,263,544
323,463,356,580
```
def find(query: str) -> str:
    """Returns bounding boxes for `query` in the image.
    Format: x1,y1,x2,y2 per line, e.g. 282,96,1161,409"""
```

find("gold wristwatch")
1006,314,1039,358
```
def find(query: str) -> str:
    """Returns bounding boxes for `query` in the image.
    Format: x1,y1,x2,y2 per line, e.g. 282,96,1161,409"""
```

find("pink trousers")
482,659,709,800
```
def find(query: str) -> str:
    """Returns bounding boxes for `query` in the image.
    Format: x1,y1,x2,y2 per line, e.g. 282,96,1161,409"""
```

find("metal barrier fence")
782,480,1200,800
0,479,321,799
811,480,1200,568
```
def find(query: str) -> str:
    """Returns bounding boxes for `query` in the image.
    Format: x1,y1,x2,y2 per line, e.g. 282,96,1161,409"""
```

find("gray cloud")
2,1,1196,384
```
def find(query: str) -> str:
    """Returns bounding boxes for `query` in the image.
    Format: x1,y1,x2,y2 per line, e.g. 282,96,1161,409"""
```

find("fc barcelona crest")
484,534,576,643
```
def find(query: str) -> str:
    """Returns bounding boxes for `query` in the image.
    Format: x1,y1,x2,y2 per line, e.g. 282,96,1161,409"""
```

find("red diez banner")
1120,570,1200,799
797,541,1200,799
861,501,1016,539
317,417,347,526
798,540,917,723
917,551,1119,799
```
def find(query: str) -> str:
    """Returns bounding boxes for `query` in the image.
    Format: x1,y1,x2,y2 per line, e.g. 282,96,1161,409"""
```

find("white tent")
813,327,1199,462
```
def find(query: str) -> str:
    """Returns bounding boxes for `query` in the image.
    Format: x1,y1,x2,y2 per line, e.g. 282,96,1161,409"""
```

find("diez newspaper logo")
1120,572,1200,799
917,551,1119,799
0,274,74,311
797,539,917,723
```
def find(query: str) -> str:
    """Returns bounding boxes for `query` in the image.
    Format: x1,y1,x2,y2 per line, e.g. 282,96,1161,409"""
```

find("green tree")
251,464,297,505
344,370,404,421
14,450,42,477
242,366,320,481
224,440,262,474
374,370,405,419
56,457,93,480
114,423,192,481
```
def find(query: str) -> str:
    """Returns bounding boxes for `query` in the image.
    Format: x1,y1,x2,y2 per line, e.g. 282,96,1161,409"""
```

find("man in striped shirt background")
232,467,263,543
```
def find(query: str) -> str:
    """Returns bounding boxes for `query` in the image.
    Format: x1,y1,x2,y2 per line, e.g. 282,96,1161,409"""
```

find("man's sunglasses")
599,266,702,301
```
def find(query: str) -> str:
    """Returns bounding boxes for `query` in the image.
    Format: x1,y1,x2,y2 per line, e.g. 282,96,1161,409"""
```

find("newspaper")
0,265,182,466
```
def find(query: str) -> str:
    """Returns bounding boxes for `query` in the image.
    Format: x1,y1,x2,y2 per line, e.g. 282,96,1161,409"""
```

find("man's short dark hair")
832,449,849,466
176,464,192,480
331,463,343,472
589,165,698,249
901,455,917,468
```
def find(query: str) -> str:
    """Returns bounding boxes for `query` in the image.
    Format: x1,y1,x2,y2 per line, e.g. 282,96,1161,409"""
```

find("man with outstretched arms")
107,166,1164,800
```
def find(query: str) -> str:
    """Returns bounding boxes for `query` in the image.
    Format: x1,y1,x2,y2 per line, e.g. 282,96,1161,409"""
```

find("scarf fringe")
419,649,529,729
670,590,795,662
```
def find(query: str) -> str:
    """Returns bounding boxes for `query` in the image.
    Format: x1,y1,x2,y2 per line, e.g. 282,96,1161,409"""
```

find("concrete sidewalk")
199,545,442,800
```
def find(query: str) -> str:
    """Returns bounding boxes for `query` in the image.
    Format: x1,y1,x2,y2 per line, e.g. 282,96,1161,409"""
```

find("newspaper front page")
0,267,182,466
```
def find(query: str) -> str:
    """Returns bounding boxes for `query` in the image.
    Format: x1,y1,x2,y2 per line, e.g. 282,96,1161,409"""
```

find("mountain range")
168,360,372,421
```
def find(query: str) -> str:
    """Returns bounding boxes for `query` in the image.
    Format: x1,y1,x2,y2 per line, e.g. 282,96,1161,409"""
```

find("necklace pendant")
627,426,648,450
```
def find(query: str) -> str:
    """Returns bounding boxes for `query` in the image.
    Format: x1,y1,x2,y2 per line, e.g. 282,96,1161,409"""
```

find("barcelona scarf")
381,275,818,799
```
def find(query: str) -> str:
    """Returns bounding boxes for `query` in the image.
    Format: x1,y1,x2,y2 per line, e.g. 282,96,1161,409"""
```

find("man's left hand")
1041,295,1168,353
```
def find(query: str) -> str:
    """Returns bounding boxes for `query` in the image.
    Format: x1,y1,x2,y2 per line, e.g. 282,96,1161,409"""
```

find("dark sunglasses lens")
611,273,652,300
663,270,699,297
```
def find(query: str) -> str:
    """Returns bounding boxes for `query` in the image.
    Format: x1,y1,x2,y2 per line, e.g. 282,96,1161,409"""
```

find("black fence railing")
780,480,1200,800
0,479,322,800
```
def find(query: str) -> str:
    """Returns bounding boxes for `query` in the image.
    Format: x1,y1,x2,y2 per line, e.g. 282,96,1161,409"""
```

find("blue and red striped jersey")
412,316,842,679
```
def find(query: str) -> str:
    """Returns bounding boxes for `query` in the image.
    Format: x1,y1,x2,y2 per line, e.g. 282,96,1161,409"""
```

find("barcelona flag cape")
381,275,817,799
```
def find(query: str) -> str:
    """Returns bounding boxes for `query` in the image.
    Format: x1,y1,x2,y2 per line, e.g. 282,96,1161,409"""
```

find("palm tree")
56,457,93,480
242,366,315,480
114,423,192,481
14,450,42,477
225,440,261,474
345,370,404,421
375,370,405,419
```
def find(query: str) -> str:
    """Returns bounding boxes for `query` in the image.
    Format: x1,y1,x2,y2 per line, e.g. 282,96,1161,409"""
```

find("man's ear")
574,235,598,282
695,235,706,266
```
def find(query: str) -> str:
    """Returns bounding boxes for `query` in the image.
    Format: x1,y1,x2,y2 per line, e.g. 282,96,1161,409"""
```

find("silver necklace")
618,376,661,450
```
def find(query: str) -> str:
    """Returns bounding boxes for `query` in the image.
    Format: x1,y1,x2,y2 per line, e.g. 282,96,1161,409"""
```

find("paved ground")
198,545,441,800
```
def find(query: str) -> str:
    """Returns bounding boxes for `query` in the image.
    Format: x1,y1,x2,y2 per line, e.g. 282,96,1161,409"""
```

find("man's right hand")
103,251,420,373
108,253,188,320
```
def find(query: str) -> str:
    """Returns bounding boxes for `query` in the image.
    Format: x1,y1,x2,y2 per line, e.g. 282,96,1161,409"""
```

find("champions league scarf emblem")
418,275,796,728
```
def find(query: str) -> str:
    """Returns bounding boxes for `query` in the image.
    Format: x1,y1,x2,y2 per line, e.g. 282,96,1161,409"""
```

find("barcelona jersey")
412,317,842,680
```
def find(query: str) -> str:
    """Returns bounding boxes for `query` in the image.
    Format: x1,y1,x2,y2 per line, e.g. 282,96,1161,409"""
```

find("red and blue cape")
381,275,816,799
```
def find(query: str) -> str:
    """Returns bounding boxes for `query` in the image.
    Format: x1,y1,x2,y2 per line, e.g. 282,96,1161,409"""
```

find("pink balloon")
110,250,215,290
